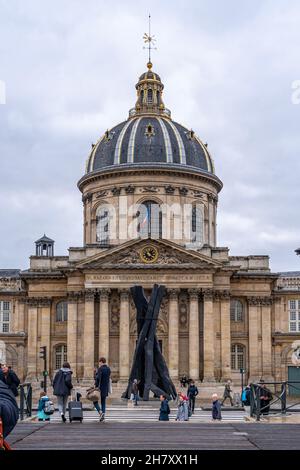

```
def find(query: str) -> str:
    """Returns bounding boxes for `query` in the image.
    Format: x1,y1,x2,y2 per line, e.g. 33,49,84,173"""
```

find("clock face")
140,245,159,264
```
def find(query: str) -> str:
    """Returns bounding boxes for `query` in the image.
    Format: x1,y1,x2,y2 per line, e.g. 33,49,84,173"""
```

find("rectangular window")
289,300,300,332
0,300,11,333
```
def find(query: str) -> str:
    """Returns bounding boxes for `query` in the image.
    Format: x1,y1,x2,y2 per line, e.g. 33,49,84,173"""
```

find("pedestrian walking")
159,394,170,421
37,391,51,422
93,357,111,422
212,393,222,421
131,379,139,406
0,364,20,397
176,394,189,421
187,380,199,414
52,361,73,423
180,375,188,388
0,378,19,450
221,379,234,406
241,385,252,420
259,382,273,416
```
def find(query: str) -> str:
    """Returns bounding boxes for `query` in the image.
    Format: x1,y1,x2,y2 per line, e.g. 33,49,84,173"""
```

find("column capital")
26,297,52,307
85,289,97,301
67,291,84,302
214,289,231,301
99,288,111,300
202,288,214,300
247,296,273,306
168,288,180,300
119,289,129,301
188,288,201,300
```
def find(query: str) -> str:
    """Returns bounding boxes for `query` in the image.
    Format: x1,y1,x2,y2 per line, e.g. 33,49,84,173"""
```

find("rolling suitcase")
68,392,83,423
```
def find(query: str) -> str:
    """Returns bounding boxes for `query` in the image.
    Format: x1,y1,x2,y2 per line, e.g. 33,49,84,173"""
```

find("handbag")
86,387,100,402
0,418,12,451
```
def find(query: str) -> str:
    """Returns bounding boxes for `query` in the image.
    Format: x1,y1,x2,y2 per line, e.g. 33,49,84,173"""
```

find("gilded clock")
140,245,159,264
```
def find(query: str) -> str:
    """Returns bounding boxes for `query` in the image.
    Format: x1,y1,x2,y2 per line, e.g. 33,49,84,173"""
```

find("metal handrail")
18,382,32,421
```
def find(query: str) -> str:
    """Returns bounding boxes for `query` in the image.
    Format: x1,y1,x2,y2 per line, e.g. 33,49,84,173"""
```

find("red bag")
0,417,12,451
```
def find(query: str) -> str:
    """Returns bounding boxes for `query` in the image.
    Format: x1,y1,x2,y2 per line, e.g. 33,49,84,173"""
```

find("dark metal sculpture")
122,284,177,401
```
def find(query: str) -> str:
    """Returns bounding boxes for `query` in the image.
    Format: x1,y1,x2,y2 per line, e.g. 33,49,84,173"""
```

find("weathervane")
143,14,157,67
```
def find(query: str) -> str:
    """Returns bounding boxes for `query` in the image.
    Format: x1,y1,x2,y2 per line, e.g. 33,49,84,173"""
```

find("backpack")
44,400,55,415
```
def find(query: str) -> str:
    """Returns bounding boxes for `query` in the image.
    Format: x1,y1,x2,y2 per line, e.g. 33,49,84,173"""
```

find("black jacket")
53,368,73,396
0,380,19,438
95,365,111,398
159,399,170,421
1,370,20,397
187,385,199,399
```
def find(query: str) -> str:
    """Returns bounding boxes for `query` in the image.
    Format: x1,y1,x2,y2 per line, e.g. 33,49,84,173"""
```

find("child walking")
212,393,222,421
37,391,51,422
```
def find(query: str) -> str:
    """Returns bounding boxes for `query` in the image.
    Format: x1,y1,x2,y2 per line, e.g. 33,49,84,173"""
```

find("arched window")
231,344,245,370
147,88,153,103
230,299,243,322
96,206,110,246
56,301,68,322
55,345,67,370
137,200,162,239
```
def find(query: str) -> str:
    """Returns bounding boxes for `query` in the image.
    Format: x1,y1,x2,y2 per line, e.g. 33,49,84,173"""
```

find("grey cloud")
0,0,299,271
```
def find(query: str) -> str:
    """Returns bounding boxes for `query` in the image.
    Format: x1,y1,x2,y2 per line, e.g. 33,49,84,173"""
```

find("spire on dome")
128,16,171,119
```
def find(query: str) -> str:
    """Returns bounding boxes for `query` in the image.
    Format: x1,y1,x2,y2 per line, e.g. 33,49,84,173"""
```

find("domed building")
1,61,300,396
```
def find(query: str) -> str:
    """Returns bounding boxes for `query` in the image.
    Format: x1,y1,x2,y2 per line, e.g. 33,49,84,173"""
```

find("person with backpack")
241,385,251,419
37,391,54,422
187,380,199,414
52,361,73,423
159,394,170,421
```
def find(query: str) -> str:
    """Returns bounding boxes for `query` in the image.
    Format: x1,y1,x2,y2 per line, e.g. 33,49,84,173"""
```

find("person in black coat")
1,364,20,397
159,395,170,421
187,380,199,414
212,394,222,421
53,362,73,423
0,379,19,439
94,357,111,422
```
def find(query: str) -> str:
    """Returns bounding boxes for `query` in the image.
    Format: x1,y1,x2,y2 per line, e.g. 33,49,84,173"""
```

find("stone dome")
86,117,215,174
84,62,215,177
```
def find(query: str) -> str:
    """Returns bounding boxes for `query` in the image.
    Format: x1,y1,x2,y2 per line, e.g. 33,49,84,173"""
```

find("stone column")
168,289,179,380
203,289,215,382
40,298,52,376
26,299,38,379
248,297,259,381
18,299,26,333
261,298,273,380
99,289,110,361
274,296,282,333
67,292,81,377
188,289,200,380
83,289,96,379
119,289,130,380
220,292,231,381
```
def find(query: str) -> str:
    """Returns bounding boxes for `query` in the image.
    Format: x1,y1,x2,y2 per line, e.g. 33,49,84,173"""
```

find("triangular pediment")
76,239,224,270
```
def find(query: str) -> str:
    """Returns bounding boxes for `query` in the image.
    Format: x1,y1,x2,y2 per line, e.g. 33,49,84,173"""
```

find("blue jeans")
94,396,106,414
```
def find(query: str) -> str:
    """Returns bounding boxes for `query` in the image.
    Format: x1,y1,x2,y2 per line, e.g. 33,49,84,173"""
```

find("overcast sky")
0,0,299,272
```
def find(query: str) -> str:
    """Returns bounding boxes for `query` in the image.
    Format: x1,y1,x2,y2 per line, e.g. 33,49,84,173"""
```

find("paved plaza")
6,419,300,450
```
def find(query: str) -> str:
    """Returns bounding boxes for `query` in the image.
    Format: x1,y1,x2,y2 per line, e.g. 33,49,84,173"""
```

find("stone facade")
1,63,300,393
